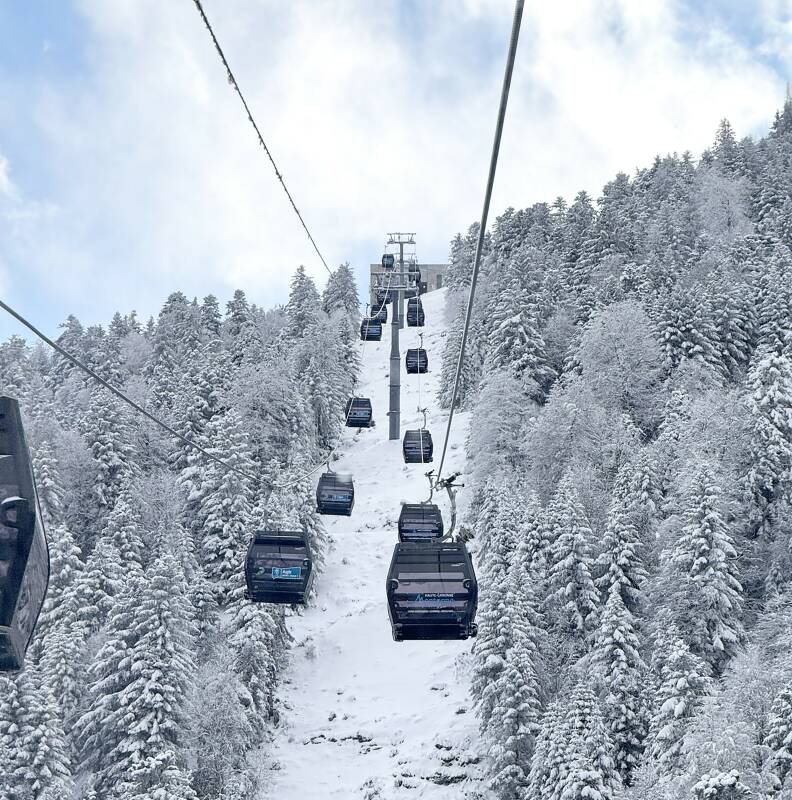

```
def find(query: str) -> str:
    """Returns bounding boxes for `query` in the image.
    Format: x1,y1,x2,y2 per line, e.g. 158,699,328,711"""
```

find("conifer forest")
5,3,792,799
3,103,792,798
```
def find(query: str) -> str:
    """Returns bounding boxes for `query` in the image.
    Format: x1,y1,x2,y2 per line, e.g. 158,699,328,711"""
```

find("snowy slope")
264,287,486,799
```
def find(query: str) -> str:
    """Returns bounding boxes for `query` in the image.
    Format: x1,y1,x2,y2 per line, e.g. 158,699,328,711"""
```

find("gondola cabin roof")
345,397,373,427
398,503,444,542
405,348,428,373
360,318,382,340
316,472,355,516
245,530,313,605
402,429,433,463
386,541,478,641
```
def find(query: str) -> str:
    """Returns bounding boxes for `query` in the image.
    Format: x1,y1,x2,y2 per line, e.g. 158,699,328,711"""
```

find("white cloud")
0,154,15,199
0,0,788,332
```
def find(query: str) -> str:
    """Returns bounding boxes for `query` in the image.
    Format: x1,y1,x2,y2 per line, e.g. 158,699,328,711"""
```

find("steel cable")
435,0,524,485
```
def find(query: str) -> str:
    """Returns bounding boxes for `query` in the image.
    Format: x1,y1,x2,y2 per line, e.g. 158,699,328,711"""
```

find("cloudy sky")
0,0,791,339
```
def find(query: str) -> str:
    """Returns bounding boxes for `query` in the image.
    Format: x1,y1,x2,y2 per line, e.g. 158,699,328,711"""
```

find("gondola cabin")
372,305,388,324
403,429,433,463
398,503,444,542
360,318,382,341
345,397,373,428
0,397,49,671
408,263,421,284
406,297,425,327
386,541,478,641
376,289,392,306
316,472,355,516
244,530,313,605
405,348,428,374
382,253,395,270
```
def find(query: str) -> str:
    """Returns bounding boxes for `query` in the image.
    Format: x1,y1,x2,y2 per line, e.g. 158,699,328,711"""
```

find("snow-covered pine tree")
437,297,485,409
148,292,202,410
285,265,321,339
546,474,599,644
72,535,125,637
39,619,86,722
744,349,792,537
0,668,74,799
34,523,84,647
692,770,751,800
594,461,648,613
646,622,712,775
101,490,146,576
226,583,290,737
321,262,359,327
486,556,544,800
767,683,792,791
81,387,138,515
556,680,623,800
200,294,222,338
668,465,744,672
186,661,256,798
526,701,569,800
197,408,254,600
756,242,792,354
472,483,522,722
485,284,555,401
76,554,195,796
32,440,65,527
592,585,647,784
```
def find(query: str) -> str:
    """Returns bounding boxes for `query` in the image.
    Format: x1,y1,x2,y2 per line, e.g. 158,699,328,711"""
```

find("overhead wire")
434,0,524,486
0,299,260,483
191,0,332,276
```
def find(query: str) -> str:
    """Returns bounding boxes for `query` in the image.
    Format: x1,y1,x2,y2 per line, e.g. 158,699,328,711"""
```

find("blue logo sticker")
272,566,302,580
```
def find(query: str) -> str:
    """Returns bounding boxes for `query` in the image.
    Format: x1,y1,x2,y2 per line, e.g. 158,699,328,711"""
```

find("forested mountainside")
0,264,360,799
446,104,792,800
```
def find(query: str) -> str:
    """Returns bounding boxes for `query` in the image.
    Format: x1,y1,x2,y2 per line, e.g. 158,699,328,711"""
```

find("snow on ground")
264,287,486,799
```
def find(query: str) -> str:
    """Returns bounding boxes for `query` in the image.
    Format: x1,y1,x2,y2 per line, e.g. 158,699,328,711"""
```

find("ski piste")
266,287,487,799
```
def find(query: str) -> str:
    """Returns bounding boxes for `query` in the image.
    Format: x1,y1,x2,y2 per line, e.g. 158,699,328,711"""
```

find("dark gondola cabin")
382,253,395,270
376,289,392,306
372,305,388,324
386,541,478,641
406,297,425,327
360,318,382,341
405,348,428,374
398,503,444,542
402,429,433,463
316,472,355,516
408,263,421,284
345,397,373,428
244,530,314,604
0,397,50,671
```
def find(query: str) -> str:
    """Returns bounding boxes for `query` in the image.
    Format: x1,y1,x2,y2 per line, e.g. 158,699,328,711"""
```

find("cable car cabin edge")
345,397,374,428
316,472,354,516
405,348,428,374
406,297,425,327
402,429,433,463
0,396,50,672
398,503,444,542
244,530,314,605
360,318,382,341
386,541,478,641
382,253,395,270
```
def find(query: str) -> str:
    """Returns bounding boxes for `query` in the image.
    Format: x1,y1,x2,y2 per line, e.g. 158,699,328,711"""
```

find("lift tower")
387,233,415,440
